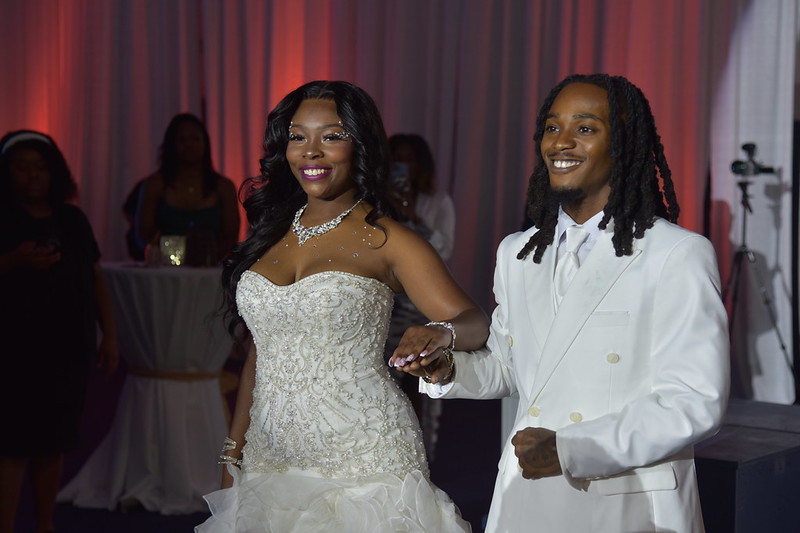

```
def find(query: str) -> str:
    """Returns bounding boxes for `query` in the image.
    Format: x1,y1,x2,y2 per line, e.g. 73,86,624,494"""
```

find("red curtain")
0,0,739,308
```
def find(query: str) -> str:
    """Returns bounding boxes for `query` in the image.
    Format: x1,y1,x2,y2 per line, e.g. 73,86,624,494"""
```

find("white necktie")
555,225,589,302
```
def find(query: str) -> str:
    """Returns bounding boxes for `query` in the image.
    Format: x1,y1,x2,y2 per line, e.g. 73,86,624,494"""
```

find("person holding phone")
384,133,456,460
388,133,455,260
0,130,118,533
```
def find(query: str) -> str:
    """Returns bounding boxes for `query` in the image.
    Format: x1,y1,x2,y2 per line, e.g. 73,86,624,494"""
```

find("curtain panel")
1,0,794,402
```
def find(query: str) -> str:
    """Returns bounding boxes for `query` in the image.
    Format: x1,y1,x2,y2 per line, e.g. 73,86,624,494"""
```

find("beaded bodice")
237,270,428,478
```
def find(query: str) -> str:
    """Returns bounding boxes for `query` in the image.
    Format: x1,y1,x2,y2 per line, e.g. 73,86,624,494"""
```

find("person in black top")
0,130,118,533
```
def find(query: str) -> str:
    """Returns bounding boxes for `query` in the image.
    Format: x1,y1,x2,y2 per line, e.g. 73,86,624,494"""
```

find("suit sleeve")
421,234,518,400
556,234,730,479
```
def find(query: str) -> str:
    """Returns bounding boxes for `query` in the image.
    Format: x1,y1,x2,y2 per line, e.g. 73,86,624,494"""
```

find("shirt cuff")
418,377,454,397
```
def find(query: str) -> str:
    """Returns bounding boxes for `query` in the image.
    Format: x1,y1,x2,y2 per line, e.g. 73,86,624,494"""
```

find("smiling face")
286,98,356,202
540,82,613,220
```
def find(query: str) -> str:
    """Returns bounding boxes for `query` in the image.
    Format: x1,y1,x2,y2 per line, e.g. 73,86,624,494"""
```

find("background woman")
137,113,240,263
386,132,456,460
197,81,487,532
0,130,118,533
388,132,455,260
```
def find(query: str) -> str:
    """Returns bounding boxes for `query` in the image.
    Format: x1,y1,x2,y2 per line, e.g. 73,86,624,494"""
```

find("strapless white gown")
197,270,470,532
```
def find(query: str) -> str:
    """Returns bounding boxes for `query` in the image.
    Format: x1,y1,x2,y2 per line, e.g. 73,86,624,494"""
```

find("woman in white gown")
197,81,489,532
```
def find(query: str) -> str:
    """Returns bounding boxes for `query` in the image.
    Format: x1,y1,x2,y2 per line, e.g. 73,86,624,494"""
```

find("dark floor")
16,364,501,533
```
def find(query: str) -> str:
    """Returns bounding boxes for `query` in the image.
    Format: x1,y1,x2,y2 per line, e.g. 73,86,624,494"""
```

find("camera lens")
731,161,750,175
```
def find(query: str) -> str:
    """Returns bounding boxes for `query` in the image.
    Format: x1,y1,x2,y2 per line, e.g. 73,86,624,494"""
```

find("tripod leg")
744,252,793,371
722,247,746,302
724,250,745,327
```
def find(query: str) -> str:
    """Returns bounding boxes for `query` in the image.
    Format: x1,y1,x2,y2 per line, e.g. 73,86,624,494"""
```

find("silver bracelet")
218,454,243,467
219,437,242,467
425,321,456,351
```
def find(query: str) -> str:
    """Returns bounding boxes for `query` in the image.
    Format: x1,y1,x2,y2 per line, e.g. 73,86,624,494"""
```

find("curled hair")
517,74,679,262
158,113,221,197
222,80,394,337
388,133,437,194
0,130,77,207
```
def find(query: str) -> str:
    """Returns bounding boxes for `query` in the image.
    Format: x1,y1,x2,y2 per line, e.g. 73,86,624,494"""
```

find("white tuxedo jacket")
426,219,729,533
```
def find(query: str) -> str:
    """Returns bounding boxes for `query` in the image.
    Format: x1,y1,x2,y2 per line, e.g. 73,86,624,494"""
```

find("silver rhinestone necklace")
292,199,362,246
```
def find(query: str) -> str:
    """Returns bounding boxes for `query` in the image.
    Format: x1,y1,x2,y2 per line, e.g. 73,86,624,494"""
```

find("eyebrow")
288,122,344,129
546,112,604,121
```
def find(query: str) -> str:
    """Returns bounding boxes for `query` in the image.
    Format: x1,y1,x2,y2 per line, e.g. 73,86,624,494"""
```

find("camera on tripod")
731,143,774,177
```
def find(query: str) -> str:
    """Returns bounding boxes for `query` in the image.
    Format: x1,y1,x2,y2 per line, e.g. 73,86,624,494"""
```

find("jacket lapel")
528,228,642,403
522,241,557,356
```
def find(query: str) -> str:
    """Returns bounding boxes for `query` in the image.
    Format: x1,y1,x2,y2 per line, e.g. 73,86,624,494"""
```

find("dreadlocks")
517,74,679,263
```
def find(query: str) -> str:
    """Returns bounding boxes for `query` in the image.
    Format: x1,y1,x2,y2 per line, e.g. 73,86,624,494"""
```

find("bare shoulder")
375,215,438,256
356,213,447,292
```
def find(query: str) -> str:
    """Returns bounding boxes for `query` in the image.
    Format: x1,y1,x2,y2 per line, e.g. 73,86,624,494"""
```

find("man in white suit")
393,74,729,532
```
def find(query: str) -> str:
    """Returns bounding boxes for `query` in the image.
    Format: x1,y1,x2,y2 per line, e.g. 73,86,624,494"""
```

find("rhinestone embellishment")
291,199,361,246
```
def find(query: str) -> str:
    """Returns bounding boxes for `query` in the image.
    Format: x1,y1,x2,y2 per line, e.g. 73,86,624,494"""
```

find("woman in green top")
138,113,240,263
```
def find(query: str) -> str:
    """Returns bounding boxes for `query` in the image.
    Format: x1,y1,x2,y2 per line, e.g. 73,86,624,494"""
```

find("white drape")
709,0,798,403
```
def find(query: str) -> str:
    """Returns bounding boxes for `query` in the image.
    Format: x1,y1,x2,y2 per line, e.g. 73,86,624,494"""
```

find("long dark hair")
158,113,219,197
517,73,679,263
222,80,394,336
0,130,77,208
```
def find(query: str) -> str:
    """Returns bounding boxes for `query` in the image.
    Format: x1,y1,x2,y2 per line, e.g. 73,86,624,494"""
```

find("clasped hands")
388,323,452,385
511,427,562,480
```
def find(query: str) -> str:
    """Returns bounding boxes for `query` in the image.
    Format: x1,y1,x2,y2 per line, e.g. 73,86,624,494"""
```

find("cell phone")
390,162,410,191
37,237,62,252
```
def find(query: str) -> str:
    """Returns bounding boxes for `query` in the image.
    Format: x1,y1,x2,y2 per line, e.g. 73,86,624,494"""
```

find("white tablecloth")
58,263,232,514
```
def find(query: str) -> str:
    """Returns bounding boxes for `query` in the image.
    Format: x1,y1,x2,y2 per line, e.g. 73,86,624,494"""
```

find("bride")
196,80,488,532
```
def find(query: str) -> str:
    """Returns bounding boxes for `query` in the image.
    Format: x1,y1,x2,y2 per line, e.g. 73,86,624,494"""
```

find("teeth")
304,168,329,176
553,160,580,169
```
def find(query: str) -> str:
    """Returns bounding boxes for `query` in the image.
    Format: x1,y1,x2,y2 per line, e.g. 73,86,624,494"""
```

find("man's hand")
511,427,562,480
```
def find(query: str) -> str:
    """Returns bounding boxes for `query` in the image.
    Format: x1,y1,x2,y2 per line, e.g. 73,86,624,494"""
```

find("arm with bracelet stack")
389,305,488,386
217,340,256,488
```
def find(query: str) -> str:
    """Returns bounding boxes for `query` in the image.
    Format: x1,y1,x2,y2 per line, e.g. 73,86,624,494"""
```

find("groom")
404,74,729,532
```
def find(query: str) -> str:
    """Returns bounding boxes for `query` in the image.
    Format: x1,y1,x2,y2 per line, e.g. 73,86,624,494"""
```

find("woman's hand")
393,349,452,384
389,323,453,384
13,241,61,270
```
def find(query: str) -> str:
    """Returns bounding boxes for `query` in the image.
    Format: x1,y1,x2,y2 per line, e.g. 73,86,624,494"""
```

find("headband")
0,131,54,154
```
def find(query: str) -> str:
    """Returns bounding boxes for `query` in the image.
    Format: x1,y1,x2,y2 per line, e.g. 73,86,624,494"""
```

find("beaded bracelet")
425,321,456,351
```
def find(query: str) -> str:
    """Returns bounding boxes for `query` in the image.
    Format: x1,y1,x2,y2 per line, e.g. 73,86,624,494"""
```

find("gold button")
508,336,514,347
606,352,620,364
569,412,583,423
528,406,540,417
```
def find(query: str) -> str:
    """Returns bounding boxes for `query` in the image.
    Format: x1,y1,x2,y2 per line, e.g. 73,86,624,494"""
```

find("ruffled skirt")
196,466,471,533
